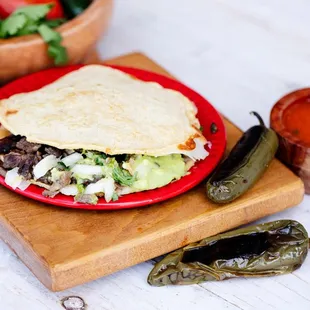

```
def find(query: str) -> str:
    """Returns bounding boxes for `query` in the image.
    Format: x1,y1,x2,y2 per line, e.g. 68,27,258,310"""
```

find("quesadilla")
0,65,209,204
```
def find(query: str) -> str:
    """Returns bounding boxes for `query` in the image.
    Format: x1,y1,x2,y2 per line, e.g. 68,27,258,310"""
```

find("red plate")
0,65,226,210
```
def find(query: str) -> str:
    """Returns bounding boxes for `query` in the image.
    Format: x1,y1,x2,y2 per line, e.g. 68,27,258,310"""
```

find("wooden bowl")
0,0,113,84
270,88,310,194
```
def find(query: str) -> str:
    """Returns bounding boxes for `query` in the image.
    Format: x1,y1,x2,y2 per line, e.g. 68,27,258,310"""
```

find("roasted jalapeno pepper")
206,112,279,203
147,220,308,286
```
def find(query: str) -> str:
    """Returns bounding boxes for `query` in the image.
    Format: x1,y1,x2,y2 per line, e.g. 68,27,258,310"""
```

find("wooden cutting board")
0,52,304,292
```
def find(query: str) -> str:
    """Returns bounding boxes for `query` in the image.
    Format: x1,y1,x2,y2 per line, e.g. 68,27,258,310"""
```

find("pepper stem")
250,111,265,127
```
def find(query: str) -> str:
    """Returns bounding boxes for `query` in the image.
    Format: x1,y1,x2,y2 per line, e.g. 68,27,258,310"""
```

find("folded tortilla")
0,65,207,159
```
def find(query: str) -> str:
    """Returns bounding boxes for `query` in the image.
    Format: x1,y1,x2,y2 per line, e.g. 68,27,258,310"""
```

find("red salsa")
282,97,310,147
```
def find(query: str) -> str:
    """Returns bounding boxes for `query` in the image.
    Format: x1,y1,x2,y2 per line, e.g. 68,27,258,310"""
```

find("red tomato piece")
0,0,64,19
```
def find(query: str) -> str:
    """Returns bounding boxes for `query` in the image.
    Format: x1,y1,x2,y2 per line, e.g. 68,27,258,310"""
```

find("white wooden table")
1,1,310,309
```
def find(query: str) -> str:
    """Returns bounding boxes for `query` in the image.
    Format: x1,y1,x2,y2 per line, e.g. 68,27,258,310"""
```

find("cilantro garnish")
14,4,54,21
48,43,68,65
0,14,27,37
38,24,61,43
44,18,66,28
16,18,40,36
112,165,137,187
0,4,68,66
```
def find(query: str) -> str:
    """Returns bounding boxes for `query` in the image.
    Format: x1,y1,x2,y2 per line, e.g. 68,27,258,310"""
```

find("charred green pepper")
148,220,308,286
207,112,279,203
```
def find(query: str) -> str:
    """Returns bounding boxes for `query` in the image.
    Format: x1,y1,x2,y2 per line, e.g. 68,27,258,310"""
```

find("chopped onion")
62,153,83,167
33,155,59,180
71,164,103,176
60,185,79,196
18,180,31,191
5,168,21,189
84,178,115,202
5,168,30,191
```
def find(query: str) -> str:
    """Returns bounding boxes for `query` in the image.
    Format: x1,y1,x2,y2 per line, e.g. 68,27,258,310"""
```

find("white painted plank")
0,242,240,310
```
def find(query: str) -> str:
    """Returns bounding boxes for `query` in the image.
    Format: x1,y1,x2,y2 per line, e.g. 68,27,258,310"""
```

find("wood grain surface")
0,53,305,292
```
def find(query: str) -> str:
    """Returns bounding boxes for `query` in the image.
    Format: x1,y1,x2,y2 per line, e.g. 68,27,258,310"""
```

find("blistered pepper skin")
206,112,279,204
147,220,309,286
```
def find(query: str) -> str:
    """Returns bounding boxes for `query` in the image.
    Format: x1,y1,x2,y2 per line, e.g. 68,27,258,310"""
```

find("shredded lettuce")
77,157,96,166
104,158,137,186
95,157,106,166
77,184,85,193
112,193,119,201
78,151,107,166
50,168,64,183
75,173,94,183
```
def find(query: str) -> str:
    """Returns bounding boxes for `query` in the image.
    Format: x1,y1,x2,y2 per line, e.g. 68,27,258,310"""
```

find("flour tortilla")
0,65,208,160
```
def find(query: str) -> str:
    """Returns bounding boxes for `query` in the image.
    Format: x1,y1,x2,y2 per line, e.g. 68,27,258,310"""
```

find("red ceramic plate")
0,65,226,210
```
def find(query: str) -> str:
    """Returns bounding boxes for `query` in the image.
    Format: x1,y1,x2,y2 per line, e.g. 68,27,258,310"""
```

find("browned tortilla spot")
178,133,200,151
5,109,18,116
65,91,97,99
